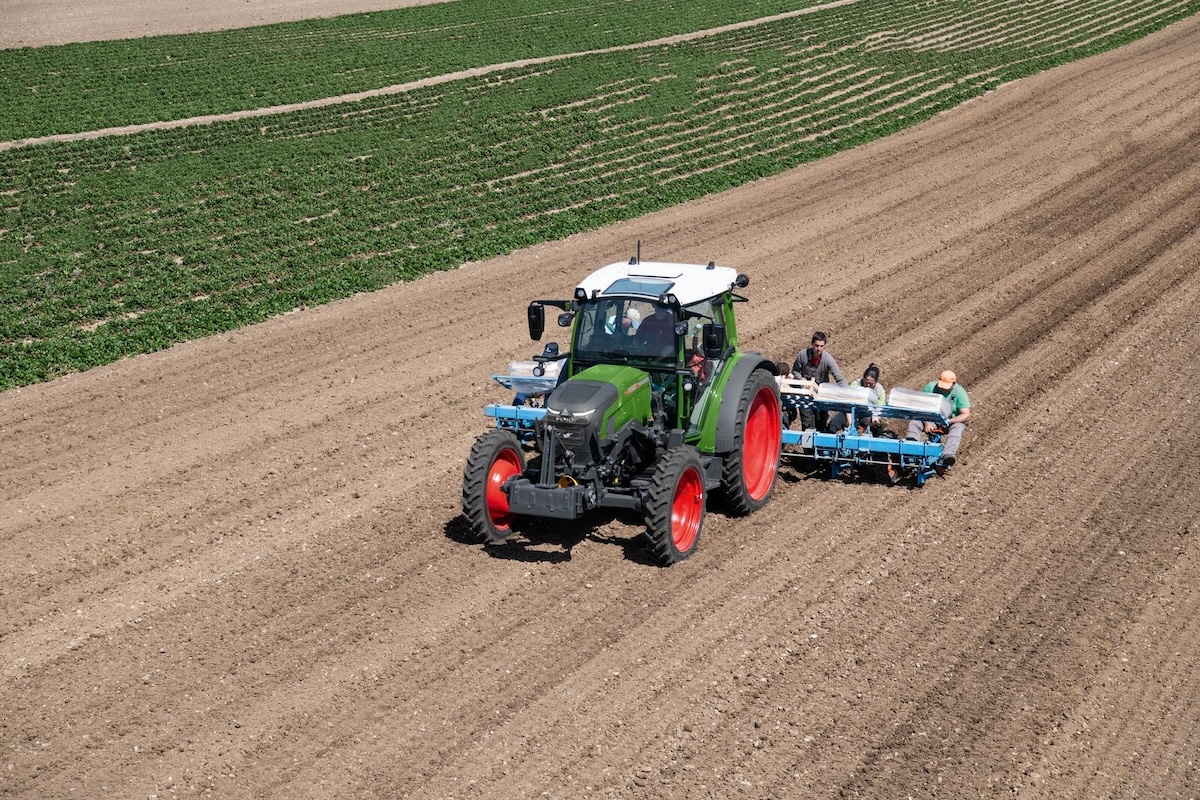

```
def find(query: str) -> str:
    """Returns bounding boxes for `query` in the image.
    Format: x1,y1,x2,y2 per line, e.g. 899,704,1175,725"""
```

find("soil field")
3,8,1200,800
0,0,452,48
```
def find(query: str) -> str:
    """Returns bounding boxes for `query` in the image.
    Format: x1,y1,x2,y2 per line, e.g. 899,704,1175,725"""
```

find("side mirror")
702,323,726,359
527,303,545,341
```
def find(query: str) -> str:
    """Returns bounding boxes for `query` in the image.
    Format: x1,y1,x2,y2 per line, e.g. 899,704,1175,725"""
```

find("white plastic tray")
815,383,870,403
886,386,951,417
776,376,817,396
506,360,562,395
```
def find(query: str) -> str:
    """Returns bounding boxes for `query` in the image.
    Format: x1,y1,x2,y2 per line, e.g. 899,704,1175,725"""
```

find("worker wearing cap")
905,369,971,469
605,306,641,335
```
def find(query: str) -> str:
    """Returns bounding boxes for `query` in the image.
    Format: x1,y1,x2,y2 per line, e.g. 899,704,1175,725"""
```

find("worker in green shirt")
905,369,971,471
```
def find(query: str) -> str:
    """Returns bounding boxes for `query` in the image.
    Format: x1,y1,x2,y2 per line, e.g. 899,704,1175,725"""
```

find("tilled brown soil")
4,13,1200,799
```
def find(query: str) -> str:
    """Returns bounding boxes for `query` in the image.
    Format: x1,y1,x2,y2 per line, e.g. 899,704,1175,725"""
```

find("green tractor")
462,257,782,565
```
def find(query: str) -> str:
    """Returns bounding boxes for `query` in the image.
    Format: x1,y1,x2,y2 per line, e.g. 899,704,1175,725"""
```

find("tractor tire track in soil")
3,12,1200,800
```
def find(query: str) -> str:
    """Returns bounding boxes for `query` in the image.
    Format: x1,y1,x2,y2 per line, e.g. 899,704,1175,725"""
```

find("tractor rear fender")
709,354,778,453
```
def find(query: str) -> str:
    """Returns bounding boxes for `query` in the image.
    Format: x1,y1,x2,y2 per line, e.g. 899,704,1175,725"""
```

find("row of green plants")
0,0,825,141
1,0,1196,388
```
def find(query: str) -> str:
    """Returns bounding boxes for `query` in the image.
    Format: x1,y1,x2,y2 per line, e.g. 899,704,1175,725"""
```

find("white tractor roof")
575,261,742,307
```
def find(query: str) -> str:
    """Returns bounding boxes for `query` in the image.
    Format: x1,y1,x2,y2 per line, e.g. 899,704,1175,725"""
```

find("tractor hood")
545,364,652,439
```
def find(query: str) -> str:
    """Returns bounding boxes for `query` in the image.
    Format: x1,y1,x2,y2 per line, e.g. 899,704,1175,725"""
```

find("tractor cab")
528,260,742,432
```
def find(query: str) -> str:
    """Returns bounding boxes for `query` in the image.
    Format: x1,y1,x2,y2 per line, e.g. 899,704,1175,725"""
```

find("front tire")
719,368,782,515
462,429,526,544
643,446,706,566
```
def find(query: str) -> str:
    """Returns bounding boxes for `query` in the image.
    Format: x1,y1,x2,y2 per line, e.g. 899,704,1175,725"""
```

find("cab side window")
684,299,717,355
684,299,719,383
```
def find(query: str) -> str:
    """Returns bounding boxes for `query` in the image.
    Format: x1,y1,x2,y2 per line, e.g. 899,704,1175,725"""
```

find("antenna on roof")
628,240,641,265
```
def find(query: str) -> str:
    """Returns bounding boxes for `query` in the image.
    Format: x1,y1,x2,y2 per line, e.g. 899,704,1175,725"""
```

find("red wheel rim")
743,386,781,501
485,448,522,530
671,466,704,552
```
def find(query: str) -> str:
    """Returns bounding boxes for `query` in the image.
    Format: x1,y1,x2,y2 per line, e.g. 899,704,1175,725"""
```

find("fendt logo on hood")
625,377,650,396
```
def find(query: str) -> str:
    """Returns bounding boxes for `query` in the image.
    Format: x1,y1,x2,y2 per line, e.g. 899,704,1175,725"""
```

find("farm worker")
851,363,886,435
905,369,971,471
634,308,677,357
687,319,710,380
787,330,848,431
624,307,641,334
605,306,641,335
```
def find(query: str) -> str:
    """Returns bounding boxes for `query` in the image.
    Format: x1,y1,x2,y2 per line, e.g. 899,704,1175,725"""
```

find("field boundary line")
0,0,860,152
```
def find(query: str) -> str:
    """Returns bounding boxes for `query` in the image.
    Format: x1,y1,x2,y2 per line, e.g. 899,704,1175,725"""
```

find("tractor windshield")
571,298,679,368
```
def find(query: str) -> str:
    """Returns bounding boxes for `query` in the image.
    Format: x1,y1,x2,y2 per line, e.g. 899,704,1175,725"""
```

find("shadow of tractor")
444,511,662,567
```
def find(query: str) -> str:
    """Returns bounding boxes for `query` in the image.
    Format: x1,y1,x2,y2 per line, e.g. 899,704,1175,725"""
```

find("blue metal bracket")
485,403,548,443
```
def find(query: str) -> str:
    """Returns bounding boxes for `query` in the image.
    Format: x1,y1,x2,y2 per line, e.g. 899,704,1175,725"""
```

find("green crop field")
2,0,1197,389
0,0,829,142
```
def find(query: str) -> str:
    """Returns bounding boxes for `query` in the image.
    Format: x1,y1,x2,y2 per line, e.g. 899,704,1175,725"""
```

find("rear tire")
462,429,526,544
719,368,782,515
643,446,706,566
